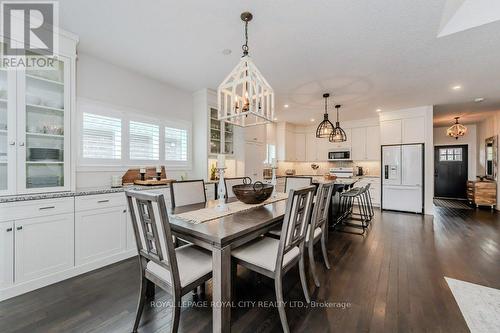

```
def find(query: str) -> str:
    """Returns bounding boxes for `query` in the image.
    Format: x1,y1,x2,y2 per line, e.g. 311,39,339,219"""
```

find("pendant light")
217,12,275,127
315,93,335,138
446,117,467,140
329,104,347,142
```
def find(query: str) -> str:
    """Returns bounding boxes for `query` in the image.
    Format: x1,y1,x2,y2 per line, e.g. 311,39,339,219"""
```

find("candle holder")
271,166,278,198
215,167,228,212
140,172,146,181
156,172,161,180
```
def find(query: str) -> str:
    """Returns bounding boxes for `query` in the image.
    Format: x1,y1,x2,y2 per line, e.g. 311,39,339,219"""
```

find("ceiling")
58,0,500,125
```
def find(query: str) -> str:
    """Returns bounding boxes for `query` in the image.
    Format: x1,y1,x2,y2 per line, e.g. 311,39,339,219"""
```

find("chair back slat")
170,180,206,208
284,176,312,193
224,177,252,198
126,190,180,287
310,182,335,234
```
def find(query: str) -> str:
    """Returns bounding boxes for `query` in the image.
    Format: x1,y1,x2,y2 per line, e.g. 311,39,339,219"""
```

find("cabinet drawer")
0,197,74,221
75,193,126,212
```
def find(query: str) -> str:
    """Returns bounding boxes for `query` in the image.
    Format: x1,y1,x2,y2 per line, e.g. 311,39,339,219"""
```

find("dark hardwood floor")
1,206,499,333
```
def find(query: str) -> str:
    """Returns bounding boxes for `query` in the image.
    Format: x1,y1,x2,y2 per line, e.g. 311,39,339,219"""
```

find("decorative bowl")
232,182,273,204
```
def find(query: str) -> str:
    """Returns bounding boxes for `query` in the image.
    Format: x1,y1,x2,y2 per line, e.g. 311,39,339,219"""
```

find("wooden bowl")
232,182,274,204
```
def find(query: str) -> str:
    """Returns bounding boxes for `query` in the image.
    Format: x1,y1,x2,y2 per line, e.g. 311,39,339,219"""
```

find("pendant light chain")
242,20,249,56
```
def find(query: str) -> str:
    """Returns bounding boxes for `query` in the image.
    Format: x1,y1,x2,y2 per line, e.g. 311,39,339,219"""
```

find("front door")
434,145,468,199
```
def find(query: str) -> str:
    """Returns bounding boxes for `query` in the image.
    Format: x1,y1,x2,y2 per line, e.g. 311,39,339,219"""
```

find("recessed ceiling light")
376,108,382,112
474,97,485,103
310,118,315,122
273,117,278,121
283,104,289,108
452,85,462,90
222,48,232,55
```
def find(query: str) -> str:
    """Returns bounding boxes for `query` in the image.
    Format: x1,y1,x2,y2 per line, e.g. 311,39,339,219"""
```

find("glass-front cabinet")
209,107,234,155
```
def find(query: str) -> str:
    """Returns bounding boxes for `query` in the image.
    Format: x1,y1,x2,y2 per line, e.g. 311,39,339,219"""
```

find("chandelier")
217,12,274,127
315,93,335,138
329,104,347,142
446,117,467,140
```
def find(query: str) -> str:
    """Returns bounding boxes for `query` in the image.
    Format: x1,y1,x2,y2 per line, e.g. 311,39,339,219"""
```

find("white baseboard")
0,249,137,302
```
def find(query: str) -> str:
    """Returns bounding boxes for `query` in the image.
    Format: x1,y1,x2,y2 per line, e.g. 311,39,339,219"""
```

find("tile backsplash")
277,160,380,176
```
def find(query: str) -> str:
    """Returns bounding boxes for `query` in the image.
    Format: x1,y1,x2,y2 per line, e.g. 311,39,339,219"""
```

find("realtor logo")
1,1,58,68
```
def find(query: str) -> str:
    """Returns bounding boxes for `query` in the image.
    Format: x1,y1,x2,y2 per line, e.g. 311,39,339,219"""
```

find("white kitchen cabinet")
351,127,366,161
366,126,381,160
75,206,127,266
402,117,425,144
0,221,14,288
245,125,266,144
380,119,402,145
245,142,266,181
294,133,306,161
306,133,318,161
209,107,235,155
357,177,381,206
14,213,74,283
285,130,295,161
316,137,330,161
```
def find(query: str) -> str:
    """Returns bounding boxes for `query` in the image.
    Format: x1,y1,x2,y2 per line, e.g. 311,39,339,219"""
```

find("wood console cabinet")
467,180,496,208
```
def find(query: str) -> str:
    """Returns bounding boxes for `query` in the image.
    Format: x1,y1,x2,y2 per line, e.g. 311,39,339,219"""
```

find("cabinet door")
316,136,330,161
295,133,306,161
306,133,317,161
351,127,366,161
285,130,295,161
75,207,127,265
402,117,425,144
380,120,402,145
15,213,74,283
244,125,266,143
209,107,222,155
0,221,14,288
17,53,71,193
366,126,381,160
0,42,17,195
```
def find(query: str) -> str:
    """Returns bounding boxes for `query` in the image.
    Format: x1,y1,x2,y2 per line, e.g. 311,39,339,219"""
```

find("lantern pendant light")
446,117,467,140
315,93,335,138
329,104,347,142
217,12,275,127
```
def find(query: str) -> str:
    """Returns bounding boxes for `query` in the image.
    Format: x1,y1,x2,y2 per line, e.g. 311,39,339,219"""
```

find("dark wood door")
434,145,468,199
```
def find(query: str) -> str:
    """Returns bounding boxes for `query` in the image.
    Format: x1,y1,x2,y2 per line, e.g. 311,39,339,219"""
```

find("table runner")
172,193,289,224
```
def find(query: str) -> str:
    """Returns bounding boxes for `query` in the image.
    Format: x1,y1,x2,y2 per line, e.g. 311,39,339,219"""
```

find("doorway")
434,145,468,199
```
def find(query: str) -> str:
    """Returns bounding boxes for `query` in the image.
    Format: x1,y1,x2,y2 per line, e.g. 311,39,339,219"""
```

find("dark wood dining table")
168,198,288,333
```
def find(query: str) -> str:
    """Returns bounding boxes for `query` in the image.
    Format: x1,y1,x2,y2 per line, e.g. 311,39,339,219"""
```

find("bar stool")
336,184,371,234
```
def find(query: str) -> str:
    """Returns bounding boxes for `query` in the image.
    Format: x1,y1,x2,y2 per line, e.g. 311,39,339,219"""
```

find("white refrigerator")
382,144,423,213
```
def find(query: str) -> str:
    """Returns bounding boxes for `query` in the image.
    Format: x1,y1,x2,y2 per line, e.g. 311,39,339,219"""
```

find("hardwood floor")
1,206,499,332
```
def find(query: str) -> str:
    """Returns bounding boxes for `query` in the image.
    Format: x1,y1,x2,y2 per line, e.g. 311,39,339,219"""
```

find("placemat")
172,193,288,224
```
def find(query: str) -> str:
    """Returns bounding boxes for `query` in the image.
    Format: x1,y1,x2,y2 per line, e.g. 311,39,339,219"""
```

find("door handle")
97,200,110,203
9,140,15,146
6,228,13,232
16,226,23,230
39,206,55,210
19,142,25,147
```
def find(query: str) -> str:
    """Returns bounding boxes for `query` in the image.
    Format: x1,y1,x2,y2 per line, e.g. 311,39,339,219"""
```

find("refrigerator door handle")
384,165,389,179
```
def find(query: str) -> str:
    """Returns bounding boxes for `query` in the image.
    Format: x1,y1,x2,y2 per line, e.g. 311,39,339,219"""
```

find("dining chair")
170,179,206,208
306,182,334,288
284,176,312,192
125,190,212,333
231,186,316,333
224,176,252,198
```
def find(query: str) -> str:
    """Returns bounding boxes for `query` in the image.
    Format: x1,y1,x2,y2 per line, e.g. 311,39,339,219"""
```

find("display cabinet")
209,107,234,155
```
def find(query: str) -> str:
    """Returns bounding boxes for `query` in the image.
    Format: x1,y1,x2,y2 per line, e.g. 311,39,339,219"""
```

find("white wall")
476,116,496,175
433,124,477,181
75,53,193,188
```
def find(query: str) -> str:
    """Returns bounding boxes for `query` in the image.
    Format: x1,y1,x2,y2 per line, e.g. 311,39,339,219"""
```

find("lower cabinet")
75,206,127,265
14,214,74,284
357,178,381,206
0,221,14,288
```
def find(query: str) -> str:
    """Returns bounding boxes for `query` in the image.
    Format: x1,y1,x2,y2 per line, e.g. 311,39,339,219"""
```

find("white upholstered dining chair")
224,176,251,198
231,186,315,333
170,179,206,208
125,190,212,333
284,176,313,192
306,182,334,288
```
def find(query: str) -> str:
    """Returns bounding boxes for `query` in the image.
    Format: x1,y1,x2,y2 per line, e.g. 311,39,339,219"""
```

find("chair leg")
308,241,320,287
170,293,181,333
320,231,331,269
132,277,148,333
274,277,290,333
299,253,311,303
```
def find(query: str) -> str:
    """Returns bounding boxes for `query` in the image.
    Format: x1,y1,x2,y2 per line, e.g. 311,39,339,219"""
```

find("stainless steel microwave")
328,148,351,161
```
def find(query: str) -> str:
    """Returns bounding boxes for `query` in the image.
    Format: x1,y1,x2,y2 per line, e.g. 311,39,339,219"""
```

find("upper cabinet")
350,126,380,161
244,124,266,144
209,107,234,155
365,126,381,160
380,119,402,145
0,35,77,195
380,117,425,145
351,127,366,161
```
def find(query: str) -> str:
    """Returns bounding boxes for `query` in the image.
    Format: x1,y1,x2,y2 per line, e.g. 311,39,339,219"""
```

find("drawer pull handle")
16,226,23,230
39,206,55,210
97,200,110,203
6,228,13,232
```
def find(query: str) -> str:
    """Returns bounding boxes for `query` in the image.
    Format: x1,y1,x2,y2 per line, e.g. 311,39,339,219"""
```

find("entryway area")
434,145,468,199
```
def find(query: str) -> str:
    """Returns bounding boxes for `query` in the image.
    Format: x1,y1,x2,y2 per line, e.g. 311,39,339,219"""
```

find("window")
165,127,188,161
82,113,121,159
129,121,159,160
439,148,462,161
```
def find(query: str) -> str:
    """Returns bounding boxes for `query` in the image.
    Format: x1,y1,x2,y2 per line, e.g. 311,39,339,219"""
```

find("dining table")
168,197,288,333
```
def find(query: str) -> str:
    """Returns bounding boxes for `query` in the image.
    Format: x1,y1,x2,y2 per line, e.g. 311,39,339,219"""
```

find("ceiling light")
310,118,315,122
446,117,467,140
452,85,462,90
376,108,382,112
217,12,274,127
274,117,278,121
474,97,485,103
329,104,347,143
284,104,289,108
315,93,335,138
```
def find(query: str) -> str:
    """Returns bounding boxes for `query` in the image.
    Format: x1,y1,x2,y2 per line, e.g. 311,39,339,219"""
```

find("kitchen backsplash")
277,160,380,176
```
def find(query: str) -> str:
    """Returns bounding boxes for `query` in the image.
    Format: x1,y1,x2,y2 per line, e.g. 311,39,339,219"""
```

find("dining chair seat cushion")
232,237,300,272
306,225,322,241
146,244,212,288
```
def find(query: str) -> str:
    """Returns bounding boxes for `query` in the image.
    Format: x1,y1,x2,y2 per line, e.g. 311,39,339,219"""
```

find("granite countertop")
0,184,172,203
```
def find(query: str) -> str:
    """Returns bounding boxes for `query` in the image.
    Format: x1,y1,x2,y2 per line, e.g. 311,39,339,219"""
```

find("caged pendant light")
217,12,275,127
446,117,467,140
316,93,335,138
329,104,347,142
